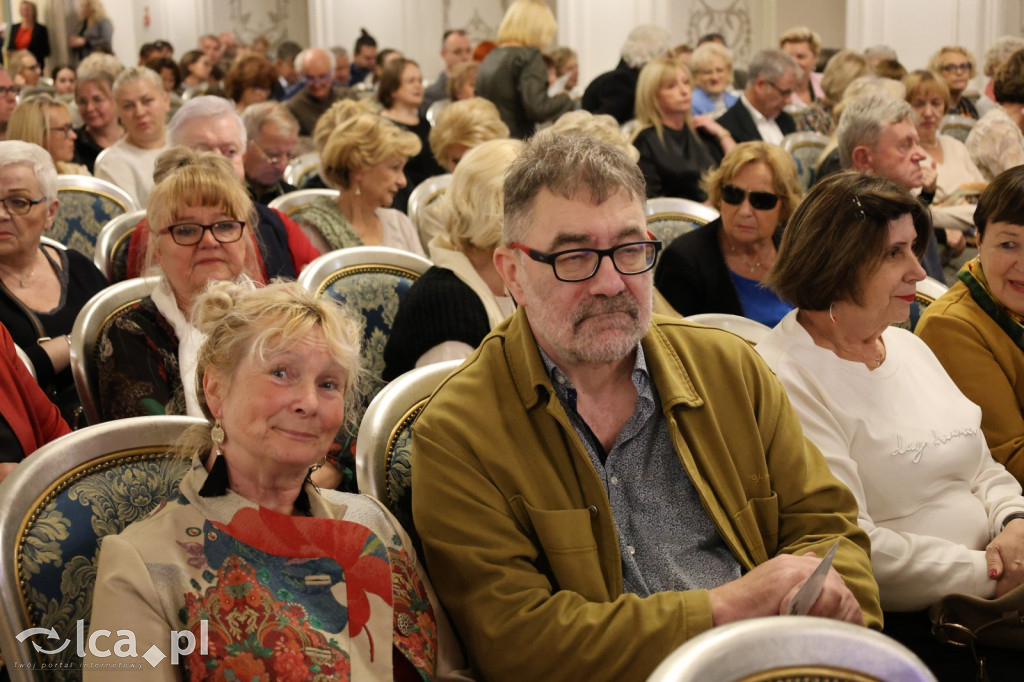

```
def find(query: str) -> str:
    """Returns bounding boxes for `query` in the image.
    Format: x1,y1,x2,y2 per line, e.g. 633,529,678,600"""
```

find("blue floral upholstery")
790,142,824,191
53,188,131,259
15,451,189,679
647,215,699,249
384,401,428,558
108,230,134,283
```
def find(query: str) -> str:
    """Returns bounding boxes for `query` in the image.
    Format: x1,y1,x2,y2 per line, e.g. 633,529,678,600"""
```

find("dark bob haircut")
974,165,1024,239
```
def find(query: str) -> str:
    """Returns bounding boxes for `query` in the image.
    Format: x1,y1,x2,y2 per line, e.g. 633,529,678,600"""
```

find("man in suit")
717,49,799,145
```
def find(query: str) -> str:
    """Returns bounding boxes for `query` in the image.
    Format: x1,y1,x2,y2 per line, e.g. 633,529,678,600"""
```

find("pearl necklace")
802,311,885,369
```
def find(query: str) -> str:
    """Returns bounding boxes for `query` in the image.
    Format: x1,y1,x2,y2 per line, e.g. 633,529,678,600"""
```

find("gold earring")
210,419,225,457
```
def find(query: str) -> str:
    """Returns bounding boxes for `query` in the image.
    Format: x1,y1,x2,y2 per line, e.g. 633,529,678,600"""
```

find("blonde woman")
690,41,737,117
474,0,573,138
929,45,980,119
7,94,89,174
69,0,112,62
632,57,733,200
779,26,824,109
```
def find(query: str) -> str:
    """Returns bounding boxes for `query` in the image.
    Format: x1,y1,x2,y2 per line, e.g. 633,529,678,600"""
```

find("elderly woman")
917,166,1024,485
429,97,509,173
223,53,276,113
72,68,123,173
7,94,89,175
88,279,464,680
97,148,260,421
689,41,737,118
291,113,425,256
977,36,1024,117
794,49,871,135
632,57,734,200
384,139,521,379
6,2,50,75
758,170,1024,681
69,0,112,62
94,66,170,204
475,0,573,139
779,26,824,110
967,48,1024,181
655,141,802,326
378,57,445,213
0,141,107,425
7,50,42,88
929,45,980,119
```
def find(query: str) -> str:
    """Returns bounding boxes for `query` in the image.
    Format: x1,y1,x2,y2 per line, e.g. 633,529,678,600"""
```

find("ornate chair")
686,313,771,345
425,99,450,127
620,118,640,138
645,197,720,251
782,131,830,191
298,247,433,416
267,188,340,218
70,276,160,426
939,114,976,143
646,616,935,682
92,209,146,282
406,173,452,248
0,416,202,682
356,359,462,556
13,344,35,379
282,151,322,187
53,175,139,259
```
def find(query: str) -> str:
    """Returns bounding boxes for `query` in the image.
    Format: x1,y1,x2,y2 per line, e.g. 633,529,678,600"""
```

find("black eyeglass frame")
720,185,780,211
166,220,246,246
510,239,662,282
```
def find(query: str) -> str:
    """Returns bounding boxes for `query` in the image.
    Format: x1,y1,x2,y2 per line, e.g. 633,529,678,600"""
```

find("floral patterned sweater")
86,455,463,681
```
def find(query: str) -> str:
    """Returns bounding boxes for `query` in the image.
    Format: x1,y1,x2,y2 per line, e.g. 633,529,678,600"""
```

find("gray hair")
748,49,801,84
112,65,164,99
295,47,333,78
690,42,734,73
864,45,898,62
984,36,1024,78
330,45,348,59
503,131,646,245
620,25,672,69
0,140,57,200
242,101,299,140
837,95,914,169
167,95,247,147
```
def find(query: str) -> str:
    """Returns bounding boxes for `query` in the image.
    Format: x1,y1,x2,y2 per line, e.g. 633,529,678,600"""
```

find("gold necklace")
802,311,885,369
0,261,36,288
724,237,771,274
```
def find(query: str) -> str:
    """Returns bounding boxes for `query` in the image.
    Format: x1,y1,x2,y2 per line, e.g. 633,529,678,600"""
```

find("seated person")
383,139,521,380
917,166,1024,484
655,141,801,326
412,131,881,682
7,93,90,174
73,68,124,174
758,171,1024,681
88,279,465,680
241,101,300,204
967,47,1024,182
689,41,738,118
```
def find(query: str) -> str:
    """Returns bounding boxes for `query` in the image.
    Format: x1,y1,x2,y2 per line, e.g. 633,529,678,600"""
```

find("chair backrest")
0,416,202,682
13,343,35,379
53,175,139,258
356,359,462,555
645,197,719,249
782,131,830,191
916,275,949,307
621,118,640,138
425,99,450,127
70,276,160,426
283,151,322,187
92,209,147,283
407,173,452,231
646,615,936,682
298,247,433,415
939,114,976,143
267,188,340,218
686,312,771,345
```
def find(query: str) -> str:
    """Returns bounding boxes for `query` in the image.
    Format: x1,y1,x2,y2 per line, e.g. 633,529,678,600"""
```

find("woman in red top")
5,2,50,76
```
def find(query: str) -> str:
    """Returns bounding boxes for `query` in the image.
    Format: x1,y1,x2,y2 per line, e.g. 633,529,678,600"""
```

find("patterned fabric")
19,452,190,679
386,410,420,557
52,187,129,258
789,140,828,191
647,217,698,249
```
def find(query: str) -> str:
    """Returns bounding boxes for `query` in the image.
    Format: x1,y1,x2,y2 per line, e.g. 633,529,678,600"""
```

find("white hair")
0,140,57,199
621,25,671,69
167,95,247,147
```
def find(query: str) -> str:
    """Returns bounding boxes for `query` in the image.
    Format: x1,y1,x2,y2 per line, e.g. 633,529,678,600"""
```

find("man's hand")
708,553,864,626
920,159,938,194
987,518,1024,597
942,228,967,257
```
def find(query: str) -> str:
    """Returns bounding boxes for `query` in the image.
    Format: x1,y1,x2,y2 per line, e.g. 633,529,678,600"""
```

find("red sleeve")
274,208,321,274
0,324,70,455
125,220,149,279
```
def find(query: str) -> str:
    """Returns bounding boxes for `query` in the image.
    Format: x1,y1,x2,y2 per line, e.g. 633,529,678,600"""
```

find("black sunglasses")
721,184,780,211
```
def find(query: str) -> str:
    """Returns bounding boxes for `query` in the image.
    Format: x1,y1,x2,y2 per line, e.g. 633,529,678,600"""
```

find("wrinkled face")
392,63,423,107
855,214,925,325
54,67,77,95
0,164,57,259
75,79,116,131
334,52,351,85
115,78,170,148
0,71,18,126
245,121,298,186
46,106,77,163
177,115,245,181
694,55,730,95
909,88,947,139
656,68,692,119
156,203,248,310
863,120,926,190
19,54,40,86
204,329,347,480
442,33,472,72
302,51,334,99
718,161,782,245
939,51,971,93
354,155,407,208
782,41,816,83
978,221,1024,317
355,45,377,69
496,188,653,367
751,67,798,119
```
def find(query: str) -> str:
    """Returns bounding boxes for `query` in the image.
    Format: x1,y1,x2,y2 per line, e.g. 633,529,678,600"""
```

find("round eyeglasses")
510,240,662,282
0,196,45,216
166,220,245,246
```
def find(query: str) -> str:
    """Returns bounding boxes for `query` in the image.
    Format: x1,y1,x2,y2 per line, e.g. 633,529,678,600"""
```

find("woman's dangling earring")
354,184,362,197
829,303,838,324
210,419,225,457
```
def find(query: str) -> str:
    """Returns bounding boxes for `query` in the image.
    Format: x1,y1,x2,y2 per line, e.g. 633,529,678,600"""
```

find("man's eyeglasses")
510,240,662,282
721,185,780,211
166,220,245,246
941,62,971,73
0,86,21,98
51,123,74,138
252,141,297,166
303,72,333,84
0,196,45,216
765,80,795,98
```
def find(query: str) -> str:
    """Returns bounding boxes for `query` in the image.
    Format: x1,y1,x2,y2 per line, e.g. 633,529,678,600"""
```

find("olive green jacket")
412,310,881,682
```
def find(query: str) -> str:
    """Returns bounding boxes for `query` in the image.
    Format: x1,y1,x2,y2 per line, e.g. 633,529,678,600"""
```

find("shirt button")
556,375,566,385
627,545,636,555
610,475,619,485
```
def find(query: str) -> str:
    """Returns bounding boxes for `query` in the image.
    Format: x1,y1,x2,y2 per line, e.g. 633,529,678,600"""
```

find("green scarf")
959,256,1024,351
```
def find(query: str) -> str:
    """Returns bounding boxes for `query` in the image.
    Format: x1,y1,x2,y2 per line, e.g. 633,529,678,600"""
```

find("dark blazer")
6,22,50,69
654,218,783,317
717,98,796,144
581,59,640,124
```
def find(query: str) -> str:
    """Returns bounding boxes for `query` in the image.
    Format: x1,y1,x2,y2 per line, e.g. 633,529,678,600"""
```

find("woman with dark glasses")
655,141,802,326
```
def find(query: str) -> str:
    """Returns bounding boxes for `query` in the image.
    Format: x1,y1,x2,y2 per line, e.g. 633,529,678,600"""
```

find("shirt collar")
740,93,773,123
538,343,653,411
198,452,314,516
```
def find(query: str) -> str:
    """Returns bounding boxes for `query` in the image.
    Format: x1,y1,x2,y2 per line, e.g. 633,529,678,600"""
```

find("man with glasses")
286,47,353,136
717,49,799,145
242,102,300,203
412,131,881,681
0,71,18,141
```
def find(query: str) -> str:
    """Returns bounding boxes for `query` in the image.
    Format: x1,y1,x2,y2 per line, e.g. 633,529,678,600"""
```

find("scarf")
150,277,206,417
959,256,1024,350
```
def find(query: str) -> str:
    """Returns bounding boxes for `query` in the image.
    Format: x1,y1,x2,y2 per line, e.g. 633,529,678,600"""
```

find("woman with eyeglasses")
7,50,41,89
0,141,107,426
929,45,980,119
96,147,260,422
967,48,1024,182
655,141,802,325
7,94,89,175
